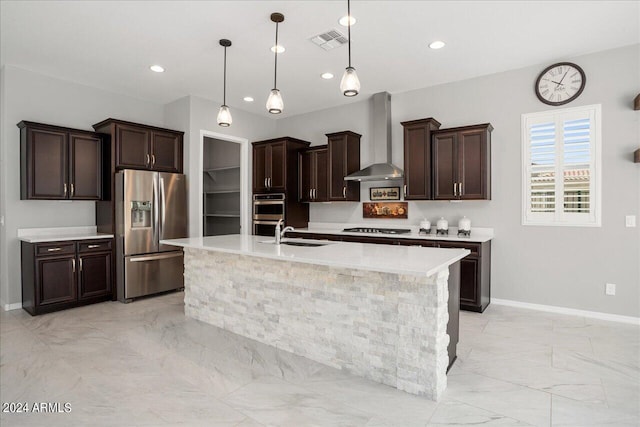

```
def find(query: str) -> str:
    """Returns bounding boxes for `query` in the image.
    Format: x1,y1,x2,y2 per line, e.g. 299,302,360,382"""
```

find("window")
522,104,601,226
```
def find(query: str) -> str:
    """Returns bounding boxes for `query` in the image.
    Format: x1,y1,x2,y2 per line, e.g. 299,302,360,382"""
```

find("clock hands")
552,70,570,88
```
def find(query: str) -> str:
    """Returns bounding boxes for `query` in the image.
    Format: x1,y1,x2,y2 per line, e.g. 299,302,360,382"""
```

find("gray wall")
175,95,276,238
276,45,640,318
0,66,166,307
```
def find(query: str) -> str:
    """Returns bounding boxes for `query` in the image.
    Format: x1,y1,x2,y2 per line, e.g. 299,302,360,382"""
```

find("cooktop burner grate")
342,227,412,235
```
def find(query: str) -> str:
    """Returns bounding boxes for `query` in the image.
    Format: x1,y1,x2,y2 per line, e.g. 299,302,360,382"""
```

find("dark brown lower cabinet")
286,231,491,312
21,239,114,315
78,252,112,300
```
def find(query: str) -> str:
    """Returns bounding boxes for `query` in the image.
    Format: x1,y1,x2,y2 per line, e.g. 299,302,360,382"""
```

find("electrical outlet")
625,215,636,227
605,283,616,296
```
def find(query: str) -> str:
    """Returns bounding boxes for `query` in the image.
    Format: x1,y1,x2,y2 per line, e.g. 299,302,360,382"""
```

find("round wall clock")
535,62,586,106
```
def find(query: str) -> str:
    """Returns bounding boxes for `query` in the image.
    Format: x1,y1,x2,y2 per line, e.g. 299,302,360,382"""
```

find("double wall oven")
252,193,285,236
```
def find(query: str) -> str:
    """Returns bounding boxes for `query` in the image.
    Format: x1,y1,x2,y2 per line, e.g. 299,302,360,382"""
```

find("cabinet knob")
87,244,101,249
459,182,463,196
72,258,76,273
146,154,151,166
403,184,407,198
453,182,458,196
151,154,156,167
47,247,62,252
70,183,74,197
63,183,68,197
342,186,346,198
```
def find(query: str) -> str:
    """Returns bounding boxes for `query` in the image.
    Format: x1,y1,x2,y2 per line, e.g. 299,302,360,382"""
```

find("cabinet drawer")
78,240,112,253
35,242,75,257
437,241,480,256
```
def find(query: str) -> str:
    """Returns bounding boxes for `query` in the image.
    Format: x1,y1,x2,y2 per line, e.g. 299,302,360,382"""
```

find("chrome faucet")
275,219,294,244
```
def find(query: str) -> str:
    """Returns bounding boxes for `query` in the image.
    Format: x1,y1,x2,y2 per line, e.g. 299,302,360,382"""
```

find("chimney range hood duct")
344,92,403,181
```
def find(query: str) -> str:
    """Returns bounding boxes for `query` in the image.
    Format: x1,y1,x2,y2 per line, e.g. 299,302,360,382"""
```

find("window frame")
521,104,602,227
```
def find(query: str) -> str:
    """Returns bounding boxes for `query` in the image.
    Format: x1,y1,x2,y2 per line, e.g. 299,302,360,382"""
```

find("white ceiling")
2,1,639,119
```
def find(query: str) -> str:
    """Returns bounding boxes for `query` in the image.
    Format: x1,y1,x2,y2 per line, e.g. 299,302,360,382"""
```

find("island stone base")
183,248,451,400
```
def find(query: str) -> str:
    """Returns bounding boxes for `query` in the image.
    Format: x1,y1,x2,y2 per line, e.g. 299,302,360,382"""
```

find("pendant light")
216,39,232,127
266,13,285,114
340,0,360,97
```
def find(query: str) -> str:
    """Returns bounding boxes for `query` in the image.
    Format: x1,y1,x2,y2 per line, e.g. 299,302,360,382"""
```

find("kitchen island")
161,234,469,401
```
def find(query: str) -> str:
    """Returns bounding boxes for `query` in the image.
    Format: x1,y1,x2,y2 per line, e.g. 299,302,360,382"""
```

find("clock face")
535,62,586,106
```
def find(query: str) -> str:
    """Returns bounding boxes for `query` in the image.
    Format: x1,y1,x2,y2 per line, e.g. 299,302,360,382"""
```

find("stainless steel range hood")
344,92,403,181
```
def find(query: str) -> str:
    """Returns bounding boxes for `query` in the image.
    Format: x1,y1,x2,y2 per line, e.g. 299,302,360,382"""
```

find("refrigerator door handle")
153,174,160,249
129,252,183,262
160,176,166,233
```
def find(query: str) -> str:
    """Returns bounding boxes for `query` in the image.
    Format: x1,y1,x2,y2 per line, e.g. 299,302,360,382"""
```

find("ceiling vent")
310,29,348,51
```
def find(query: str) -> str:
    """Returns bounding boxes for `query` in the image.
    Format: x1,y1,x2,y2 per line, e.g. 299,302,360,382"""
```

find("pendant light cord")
274,22,279,89
347,0,352,68
223,46,227,105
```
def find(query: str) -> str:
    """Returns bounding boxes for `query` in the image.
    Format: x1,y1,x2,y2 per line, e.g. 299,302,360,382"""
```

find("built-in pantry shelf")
203,138,241,236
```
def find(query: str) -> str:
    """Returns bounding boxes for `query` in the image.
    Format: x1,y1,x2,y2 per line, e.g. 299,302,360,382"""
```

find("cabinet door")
299,151,313,202
268,142,286,191
459,257,480,308
458,128,488,200
116,124,150,169
314,149,328,201
432,131,457,200
36,256,76,306
78,252,112,300
253,144,268,192
69,133,102,200
151,131,182,173
26,128,68,199
403,125,430,200
328,136,347,201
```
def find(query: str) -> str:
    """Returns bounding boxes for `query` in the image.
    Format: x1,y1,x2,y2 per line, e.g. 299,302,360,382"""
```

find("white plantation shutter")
522,105,601,226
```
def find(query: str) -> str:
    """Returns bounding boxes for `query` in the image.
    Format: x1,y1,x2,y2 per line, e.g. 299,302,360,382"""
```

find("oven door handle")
253,200,285,205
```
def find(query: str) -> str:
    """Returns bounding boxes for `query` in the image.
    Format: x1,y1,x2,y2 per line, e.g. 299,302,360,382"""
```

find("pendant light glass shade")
341,0,360,97
217,105,232,126
217,39,232,127
266,89,284,114
267,13,285,114
340,66,360,97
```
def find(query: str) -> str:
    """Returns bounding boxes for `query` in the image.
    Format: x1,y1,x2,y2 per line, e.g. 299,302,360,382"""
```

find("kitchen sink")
281,241,328,247
259,240,329,247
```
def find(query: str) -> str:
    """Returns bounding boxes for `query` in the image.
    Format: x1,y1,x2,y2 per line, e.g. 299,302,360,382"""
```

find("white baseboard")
1,300,22,311
491,298,640,326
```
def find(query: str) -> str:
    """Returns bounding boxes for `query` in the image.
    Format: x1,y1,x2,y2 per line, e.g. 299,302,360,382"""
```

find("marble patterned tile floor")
1,292,638,426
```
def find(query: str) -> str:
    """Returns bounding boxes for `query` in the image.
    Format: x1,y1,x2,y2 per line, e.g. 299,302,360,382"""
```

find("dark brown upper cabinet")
401,118,441,200
93,119,184,173
18,121,102,201
252,137,310,194
326,131,361,201
299,146,328,202
432,124,492,200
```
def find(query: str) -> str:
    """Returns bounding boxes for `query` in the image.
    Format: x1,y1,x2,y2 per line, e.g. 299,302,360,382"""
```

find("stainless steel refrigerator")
115,170,187,302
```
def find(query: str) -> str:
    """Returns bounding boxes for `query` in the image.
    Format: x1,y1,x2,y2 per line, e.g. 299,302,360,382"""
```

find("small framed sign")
370,187,400,201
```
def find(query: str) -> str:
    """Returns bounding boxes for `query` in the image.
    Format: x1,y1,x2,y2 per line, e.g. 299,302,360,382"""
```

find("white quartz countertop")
18,226,114,243
161,234,470,277
292,223,494,243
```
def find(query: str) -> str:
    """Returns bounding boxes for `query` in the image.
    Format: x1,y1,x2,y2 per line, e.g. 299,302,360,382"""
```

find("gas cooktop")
342,227,412,235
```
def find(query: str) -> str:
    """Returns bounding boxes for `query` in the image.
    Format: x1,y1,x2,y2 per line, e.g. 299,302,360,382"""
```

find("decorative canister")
419,218,431,230
436,217,449,231
458,216,471,232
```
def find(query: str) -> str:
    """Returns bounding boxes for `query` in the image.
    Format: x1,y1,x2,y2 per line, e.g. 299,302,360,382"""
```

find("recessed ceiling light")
321,72,334,80
149,65,165,73
429,40,445,50
339,15,356,26
243,96,254,102
271,45,285,53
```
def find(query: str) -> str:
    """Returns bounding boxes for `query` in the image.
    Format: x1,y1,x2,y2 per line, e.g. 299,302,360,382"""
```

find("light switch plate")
625,215,636,227
605,283,616,296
